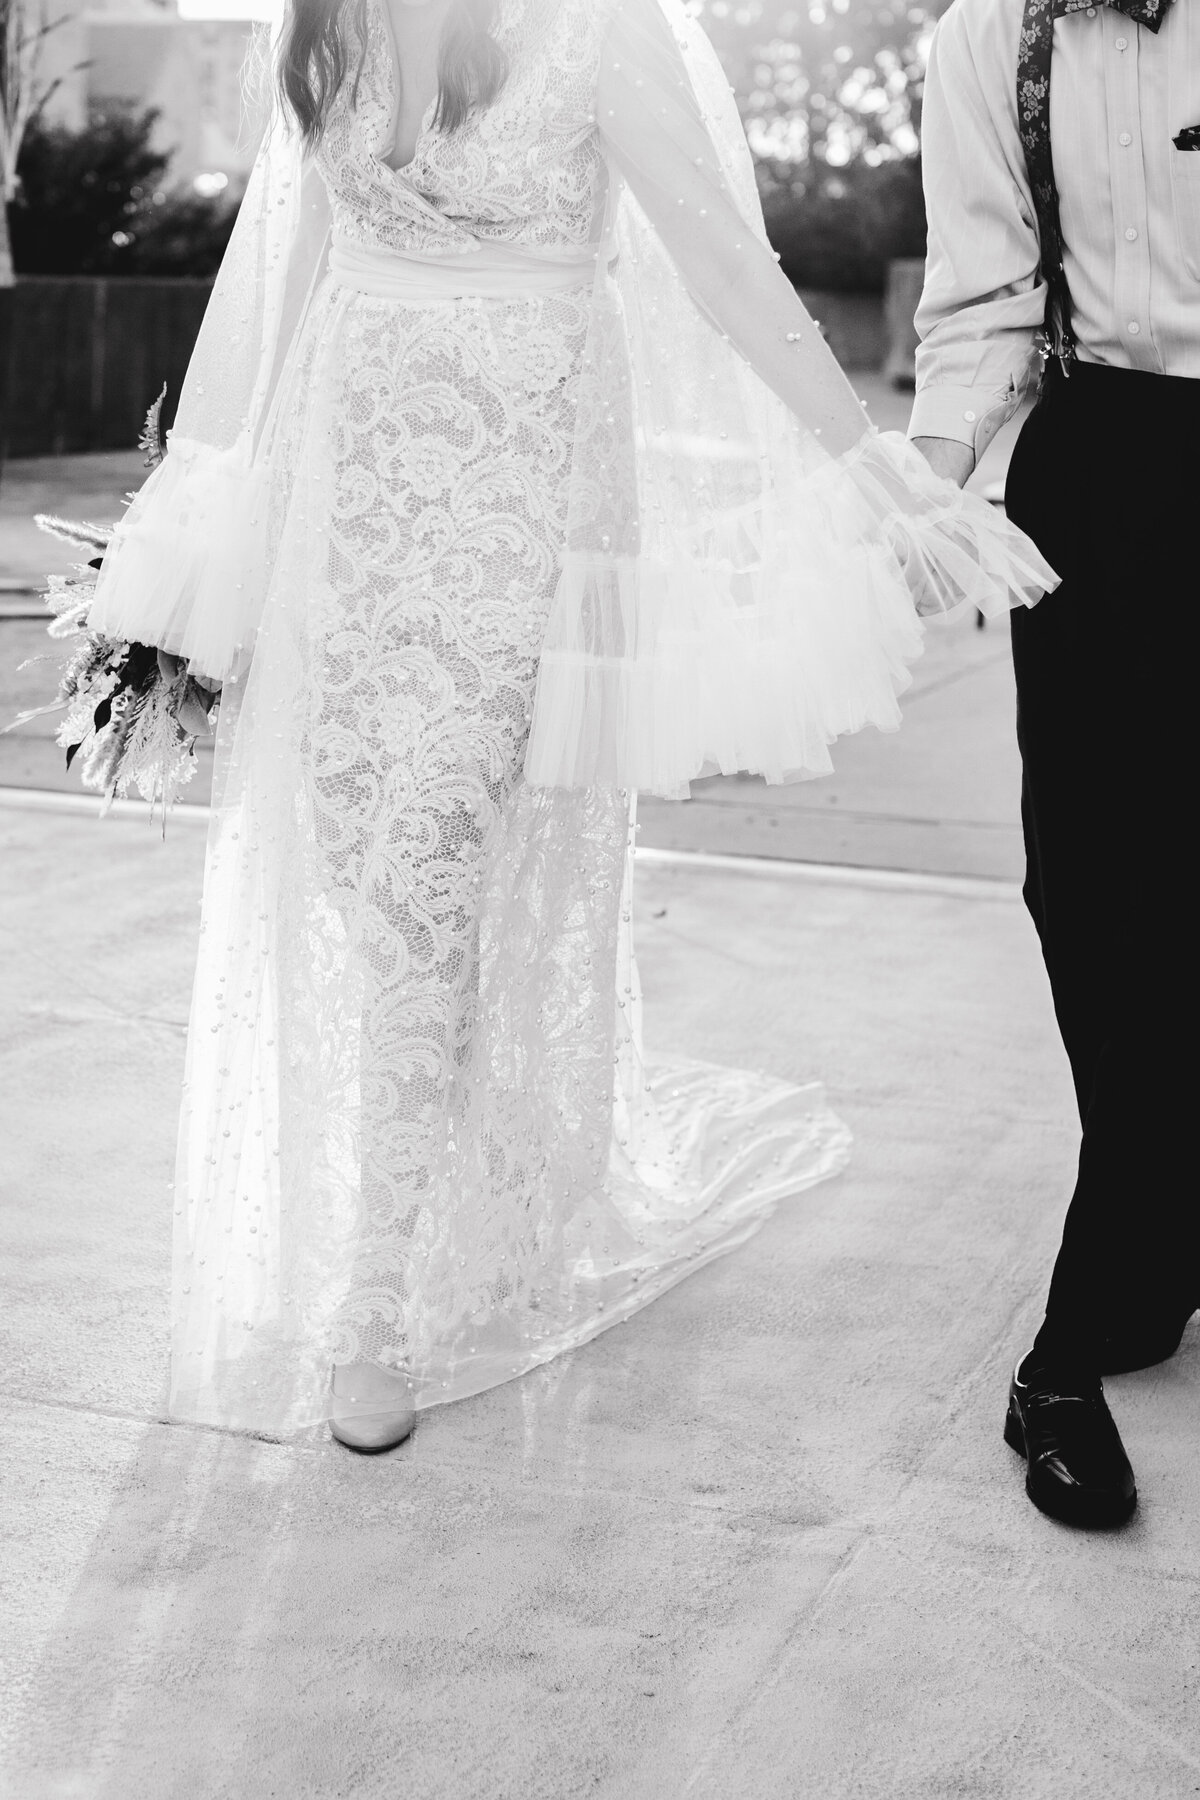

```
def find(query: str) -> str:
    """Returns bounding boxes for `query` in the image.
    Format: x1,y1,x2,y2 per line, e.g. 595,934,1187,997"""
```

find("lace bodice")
316,0,616,257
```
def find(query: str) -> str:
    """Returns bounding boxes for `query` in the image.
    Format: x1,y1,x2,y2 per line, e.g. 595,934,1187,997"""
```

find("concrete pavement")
2,378,1197,1798
2,805,1198,1798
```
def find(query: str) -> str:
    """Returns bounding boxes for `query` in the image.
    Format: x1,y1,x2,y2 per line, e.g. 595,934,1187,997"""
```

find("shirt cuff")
907,384,1020,460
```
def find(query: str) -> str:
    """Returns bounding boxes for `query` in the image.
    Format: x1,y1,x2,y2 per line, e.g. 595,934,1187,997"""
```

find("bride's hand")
157,649,220,735
905,437,978,615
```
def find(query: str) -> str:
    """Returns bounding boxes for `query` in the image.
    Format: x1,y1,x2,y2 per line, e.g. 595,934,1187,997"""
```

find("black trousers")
1004,359,1198,1365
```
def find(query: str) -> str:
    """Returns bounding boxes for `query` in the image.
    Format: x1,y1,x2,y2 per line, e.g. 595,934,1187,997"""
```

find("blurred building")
37,0,259,194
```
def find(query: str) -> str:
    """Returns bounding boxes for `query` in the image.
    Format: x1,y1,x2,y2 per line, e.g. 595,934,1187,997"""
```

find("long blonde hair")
277,0,508,150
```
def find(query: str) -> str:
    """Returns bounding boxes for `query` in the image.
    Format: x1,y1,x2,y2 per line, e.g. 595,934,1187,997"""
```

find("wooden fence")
2,275,893,460
3,276,214,458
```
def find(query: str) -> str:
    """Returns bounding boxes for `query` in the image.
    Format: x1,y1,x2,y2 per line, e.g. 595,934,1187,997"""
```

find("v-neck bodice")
314,0,616,260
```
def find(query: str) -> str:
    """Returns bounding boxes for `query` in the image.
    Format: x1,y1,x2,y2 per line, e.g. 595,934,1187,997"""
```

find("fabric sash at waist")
328,235,600,301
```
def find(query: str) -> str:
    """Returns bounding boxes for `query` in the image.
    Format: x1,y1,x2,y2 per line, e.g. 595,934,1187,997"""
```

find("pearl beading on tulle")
153,0,1056,1437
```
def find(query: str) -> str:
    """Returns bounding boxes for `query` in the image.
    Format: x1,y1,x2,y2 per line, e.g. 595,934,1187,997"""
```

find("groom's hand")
911,435,976,489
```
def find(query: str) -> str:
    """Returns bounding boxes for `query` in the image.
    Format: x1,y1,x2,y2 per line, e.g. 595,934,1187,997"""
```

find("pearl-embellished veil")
82,0,1056,1437
91,0,1055,798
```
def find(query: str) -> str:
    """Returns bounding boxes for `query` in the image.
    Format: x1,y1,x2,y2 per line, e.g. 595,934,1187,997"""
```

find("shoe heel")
1003,1397,1026,1458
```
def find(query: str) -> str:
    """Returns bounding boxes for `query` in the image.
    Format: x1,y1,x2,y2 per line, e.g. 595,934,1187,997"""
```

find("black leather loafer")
1100,1307,1196,1376
1004,1361,1137,1528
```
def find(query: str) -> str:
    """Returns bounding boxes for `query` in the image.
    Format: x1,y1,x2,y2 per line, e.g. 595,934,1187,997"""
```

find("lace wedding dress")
88,0,1056,1435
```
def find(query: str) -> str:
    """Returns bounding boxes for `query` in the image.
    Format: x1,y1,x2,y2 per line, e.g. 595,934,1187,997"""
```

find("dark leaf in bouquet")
65,741,84,770
93,694,114,732
123,641,160,690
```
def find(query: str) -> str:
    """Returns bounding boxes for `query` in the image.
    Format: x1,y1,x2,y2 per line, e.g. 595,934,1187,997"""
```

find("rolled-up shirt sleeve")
910,0,1047,458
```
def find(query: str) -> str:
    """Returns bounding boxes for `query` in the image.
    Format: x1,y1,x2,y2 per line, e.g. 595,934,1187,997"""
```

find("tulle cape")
86,0,1057,799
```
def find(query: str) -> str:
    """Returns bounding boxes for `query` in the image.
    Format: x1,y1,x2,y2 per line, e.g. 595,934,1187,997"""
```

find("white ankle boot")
329,1362,416,1453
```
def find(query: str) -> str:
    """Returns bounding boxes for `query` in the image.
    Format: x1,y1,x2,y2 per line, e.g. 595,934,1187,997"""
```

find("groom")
909,0,1198,1526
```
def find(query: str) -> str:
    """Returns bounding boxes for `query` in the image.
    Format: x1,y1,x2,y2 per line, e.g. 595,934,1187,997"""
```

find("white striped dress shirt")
911,0,1200,457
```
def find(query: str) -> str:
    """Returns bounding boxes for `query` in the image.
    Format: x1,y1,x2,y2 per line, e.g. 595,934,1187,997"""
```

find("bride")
88,0,1054,1451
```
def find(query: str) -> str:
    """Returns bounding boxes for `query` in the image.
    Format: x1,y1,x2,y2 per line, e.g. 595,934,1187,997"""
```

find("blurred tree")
2,0,74,473
761,153,926,290
694,0,941,166
694,0,945,290
9,107,238,277
2,0,60,287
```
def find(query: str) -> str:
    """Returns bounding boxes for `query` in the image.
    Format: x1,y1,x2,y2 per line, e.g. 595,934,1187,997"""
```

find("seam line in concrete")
0,1391,171,1429
0,1391,871,1523
0,786,1023,899
1005,1619,1200,1775
0,786,212,823
651,796,1022,832
636,845,1021,901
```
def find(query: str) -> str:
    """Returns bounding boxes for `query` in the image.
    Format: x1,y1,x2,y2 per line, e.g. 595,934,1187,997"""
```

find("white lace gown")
88,0,1056,1436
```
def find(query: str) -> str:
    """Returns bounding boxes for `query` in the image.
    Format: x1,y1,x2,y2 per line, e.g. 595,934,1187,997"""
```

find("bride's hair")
277,0,508,149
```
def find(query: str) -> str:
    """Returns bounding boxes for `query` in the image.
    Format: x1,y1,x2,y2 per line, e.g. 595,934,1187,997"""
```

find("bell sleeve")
524,0,1057,798
85,127,332,687
595,0,1059,621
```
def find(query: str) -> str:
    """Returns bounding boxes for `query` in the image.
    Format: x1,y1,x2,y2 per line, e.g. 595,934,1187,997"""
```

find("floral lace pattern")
317,0,615,257
292,280,601,1375
169,0,854,1435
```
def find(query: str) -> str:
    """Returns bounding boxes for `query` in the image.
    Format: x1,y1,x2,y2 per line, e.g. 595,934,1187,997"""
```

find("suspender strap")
1017,0,1076,374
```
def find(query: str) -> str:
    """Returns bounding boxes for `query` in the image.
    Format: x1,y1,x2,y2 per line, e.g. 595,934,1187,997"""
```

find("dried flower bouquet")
3,391,220,818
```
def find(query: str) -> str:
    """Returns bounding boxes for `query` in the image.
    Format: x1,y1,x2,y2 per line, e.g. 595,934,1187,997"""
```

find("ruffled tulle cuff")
86,435,272,687
526,540,924,800
833,429,1058,620
525,430,1059,800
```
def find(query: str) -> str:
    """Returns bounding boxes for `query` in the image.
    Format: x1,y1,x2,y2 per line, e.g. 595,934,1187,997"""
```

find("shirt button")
963,410,977,422
1118,132,1132,146
1127,321,1141,335
1115,34,1128,48
1124,227,1138,241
